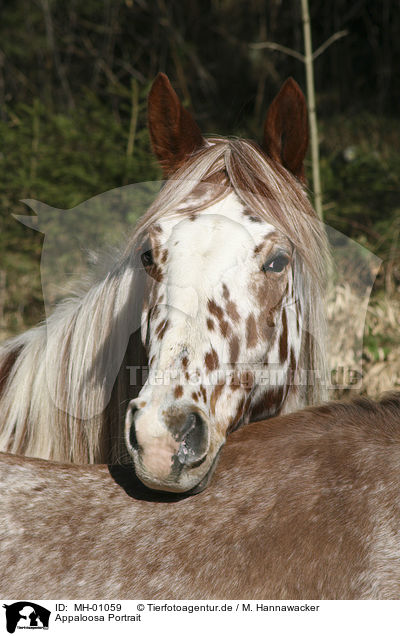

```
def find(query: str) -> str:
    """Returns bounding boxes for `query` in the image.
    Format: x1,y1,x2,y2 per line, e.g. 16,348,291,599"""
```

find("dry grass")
361,294,400,396
327,283,400,399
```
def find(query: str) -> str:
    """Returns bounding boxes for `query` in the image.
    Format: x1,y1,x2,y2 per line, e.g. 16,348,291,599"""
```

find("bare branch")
250,41,305,63
252,30,349,66
312,30,349,61
301,0,322,218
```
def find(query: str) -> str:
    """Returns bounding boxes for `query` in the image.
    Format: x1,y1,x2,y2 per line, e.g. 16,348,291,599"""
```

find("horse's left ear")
148,73,205,177
263,78,309,181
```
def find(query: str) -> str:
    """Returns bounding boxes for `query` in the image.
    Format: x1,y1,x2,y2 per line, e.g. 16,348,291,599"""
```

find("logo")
3,603,50,633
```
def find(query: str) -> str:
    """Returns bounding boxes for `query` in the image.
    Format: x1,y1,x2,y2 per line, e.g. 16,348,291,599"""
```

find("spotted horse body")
0,74,328,492
2,394,400,599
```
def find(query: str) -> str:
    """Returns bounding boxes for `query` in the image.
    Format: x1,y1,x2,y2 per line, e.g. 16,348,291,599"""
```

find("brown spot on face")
205,348,219,372
191,392,199,402
185,371,190,381
257,310,275,343
222,283,230,300
161,249,168,264
139,401,147,408
156,319,169,340
207,299,223,321
200,385,207,403
206,318,215,331
229,335,240,364
226,300,239,323
209,295,233,339
174,385,183,399
210,382,225,415
153,265,164,283
181,356,189,369
279,309,288,363
146,262,163,283
265,311,275,329
219,319,230,338
246,313,258,349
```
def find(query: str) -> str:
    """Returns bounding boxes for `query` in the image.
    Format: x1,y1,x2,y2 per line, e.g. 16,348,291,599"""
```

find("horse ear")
263,78,309,180
148,73,204,177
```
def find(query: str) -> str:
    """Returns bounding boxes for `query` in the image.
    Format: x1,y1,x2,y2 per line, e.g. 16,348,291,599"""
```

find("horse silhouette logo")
3,602,50,633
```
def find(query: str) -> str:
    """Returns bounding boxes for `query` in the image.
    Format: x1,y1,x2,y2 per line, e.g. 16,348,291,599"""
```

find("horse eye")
262,254,289,273
141,249,154,268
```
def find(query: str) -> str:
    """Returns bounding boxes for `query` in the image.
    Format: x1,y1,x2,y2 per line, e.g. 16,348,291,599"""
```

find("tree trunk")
301,0,323,219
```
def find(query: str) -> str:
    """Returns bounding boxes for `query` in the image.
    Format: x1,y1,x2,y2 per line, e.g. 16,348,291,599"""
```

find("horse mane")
0,137,329,462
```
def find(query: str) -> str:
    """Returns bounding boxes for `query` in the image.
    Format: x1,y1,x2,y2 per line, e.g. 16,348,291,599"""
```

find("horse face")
126,191,298,492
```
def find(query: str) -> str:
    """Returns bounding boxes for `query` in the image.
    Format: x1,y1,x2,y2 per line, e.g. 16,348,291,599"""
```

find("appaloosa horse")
1,393,400,599
0,74,328,492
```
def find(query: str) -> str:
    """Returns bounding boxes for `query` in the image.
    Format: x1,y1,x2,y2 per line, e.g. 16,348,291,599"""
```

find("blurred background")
0,0,398,396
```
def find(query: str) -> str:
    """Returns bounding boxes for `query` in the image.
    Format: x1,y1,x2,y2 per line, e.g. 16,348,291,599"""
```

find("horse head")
125,74,328,492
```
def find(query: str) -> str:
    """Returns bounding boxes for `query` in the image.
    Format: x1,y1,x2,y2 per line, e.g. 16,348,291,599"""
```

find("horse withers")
0,74,328,492
1,393,400,599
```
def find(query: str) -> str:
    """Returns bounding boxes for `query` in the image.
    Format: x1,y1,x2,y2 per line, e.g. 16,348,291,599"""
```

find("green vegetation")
0,90,160,331
0,0,398,354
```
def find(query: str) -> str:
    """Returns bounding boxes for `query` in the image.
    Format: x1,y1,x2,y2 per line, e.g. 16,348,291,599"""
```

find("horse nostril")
177,411,209,467
129,423,139,451
128,403,139,451
180,412,199,438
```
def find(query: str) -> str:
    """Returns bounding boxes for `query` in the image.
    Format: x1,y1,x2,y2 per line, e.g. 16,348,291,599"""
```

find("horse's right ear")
263,78,309,181
148,73,204,177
